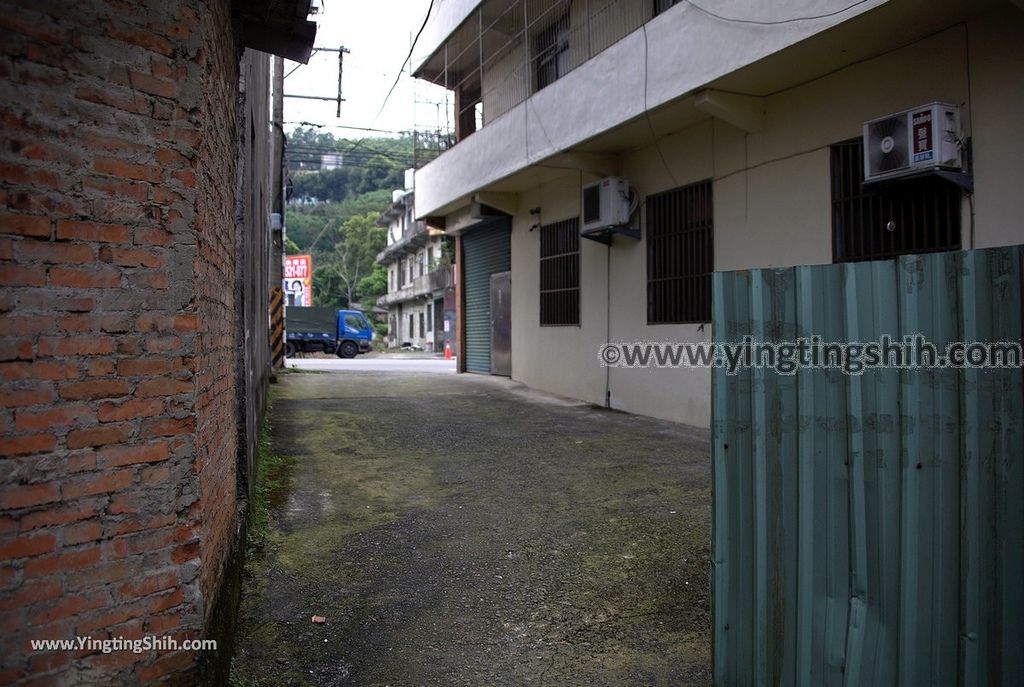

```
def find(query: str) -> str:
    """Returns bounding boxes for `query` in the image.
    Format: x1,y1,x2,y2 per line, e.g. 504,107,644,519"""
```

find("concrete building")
376,172,457,353
410,0,1024,427
0,0,314,683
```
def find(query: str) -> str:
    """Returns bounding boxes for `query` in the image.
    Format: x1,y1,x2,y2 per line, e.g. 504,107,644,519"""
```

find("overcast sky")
282,1,445,137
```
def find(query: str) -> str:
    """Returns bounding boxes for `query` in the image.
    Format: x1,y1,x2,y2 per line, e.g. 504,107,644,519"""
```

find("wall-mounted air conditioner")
582,177,631,231
863,102,963,183
580,177,638,244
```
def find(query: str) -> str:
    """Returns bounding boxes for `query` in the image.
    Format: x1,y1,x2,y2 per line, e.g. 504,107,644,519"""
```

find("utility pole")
283,46,350,118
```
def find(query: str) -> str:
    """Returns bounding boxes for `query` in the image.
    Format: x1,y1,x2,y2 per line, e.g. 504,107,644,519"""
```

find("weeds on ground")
246,413,296,550
228,410,296,685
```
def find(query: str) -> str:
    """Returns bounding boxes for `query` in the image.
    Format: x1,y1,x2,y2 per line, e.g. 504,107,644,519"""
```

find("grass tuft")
246,416,295,550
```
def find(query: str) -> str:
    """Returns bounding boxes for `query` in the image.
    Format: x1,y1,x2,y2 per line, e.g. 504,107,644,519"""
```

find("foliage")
311,263,346,308
282,130,407,310
284,190,390,252
356,264,389,305
291,165,402,204
300,213,386,308
286,127,413,203
333,213,386,307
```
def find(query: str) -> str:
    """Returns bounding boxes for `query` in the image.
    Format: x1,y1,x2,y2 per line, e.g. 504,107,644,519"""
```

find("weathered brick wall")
0,0,250,683
191,0,244,632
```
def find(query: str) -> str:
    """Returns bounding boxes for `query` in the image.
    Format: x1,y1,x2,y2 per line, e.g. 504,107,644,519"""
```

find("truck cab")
335,310,373,358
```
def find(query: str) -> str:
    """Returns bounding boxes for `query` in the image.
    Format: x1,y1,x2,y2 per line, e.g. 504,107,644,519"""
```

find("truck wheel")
337,341,358,359
285,342,297,358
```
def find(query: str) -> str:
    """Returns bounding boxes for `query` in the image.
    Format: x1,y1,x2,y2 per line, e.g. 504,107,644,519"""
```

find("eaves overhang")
236,0,318,63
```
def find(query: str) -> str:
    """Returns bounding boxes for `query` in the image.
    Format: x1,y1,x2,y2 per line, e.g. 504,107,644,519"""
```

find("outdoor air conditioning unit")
582,177,631,231
863,102,963,182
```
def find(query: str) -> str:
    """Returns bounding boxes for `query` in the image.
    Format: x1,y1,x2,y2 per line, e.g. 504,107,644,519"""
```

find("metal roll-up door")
462,219,511,374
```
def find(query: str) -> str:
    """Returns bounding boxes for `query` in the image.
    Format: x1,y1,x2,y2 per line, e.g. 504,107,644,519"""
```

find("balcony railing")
428,264,455,291
377,221,430,263
378,265,455,307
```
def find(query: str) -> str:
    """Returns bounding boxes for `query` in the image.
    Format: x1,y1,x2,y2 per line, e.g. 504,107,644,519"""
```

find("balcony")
377,221,441,264
415,0,652,133
378,265,455,307
412,0,893,217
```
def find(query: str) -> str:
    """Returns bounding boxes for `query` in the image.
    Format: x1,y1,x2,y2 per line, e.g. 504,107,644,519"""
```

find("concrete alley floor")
231,371,712,686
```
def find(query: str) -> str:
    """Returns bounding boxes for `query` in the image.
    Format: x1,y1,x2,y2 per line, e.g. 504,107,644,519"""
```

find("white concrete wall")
510,174,609,407
969,6,1024,248
486,7,1024,427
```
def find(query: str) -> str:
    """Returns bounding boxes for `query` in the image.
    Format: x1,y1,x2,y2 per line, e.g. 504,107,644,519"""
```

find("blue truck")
285,306,374,358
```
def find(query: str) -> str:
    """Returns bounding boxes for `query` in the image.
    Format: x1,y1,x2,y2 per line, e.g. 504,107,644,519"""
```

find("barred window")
647,180,713,324
534,10,569,91
539,218,580,326
831,139,961,263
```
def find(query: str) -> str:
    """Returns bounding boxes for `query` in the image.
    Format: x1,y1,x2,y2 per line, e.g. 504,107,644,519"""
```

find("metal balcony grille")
534,9,569,90
539,218,580,326
647,180,713,324
413,0,653,156
831,139,961,263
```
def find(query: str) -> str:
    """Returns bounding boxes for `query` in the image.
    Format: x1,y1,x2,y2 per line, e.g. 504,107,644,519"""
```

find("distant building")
376,171,456,352
320,152,343,170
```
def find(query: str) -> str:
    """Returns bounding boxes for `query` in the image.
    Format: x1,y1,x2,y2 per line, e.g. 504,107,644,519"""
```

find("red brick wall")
0,0,245,683
192,0,244,622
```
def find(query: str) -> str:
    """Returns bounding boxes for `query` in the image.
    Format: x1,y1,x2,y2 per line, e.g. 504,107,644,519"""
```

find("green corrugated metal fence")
462,219,511,374
712,246,1023,686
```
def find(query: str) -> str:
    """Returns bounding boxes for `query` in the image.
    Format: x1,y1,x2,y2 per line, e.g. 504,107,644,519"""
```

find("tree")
332,212,386,308
356,264,388,305
312,264,345,307
286,130,415,201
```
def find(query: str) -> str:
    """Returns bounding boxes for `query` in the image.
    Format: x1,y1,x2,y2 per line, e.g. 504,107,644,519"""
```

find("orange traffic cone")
444,341,452,360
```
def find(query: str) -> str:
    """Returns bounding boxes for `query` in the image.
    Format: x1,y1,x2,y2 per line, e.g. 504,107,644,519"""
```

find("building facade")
0,0,314,683
376,173,456,353
411,0,1024,426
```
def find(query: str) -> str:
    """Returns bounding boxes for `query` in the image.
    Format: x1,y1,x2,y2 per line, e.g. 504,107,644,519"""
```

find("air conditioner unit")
582,177,631,233
863,102,963,182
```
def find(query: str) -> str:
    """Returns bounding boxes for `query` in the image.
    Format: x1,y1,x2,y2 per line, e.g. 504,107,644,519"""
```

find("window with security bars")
646,180,713,324
539,218,580,326
534,10,569,91
831,139,961,263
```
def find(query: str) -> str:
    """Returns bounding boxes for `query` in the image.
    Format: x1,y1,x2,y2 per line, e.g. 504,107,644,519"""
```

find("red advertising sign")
283,254,312,306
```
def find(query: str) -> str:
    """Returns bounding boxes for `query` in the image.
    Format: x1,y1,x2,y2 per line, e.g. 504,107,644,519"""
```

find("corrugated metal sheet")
462,219,511,374
712,246,1023,686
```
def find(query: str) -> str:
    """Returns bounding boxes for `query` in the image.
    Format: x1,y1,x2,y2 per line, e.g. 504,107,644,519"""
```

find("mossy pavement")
231,371,712,686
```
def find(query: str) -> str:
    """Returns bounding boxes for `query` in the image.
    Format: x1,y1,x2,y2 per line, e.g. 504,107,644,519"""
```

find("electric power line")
372,0,435,123
682,0,872,26
285,121,410,135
